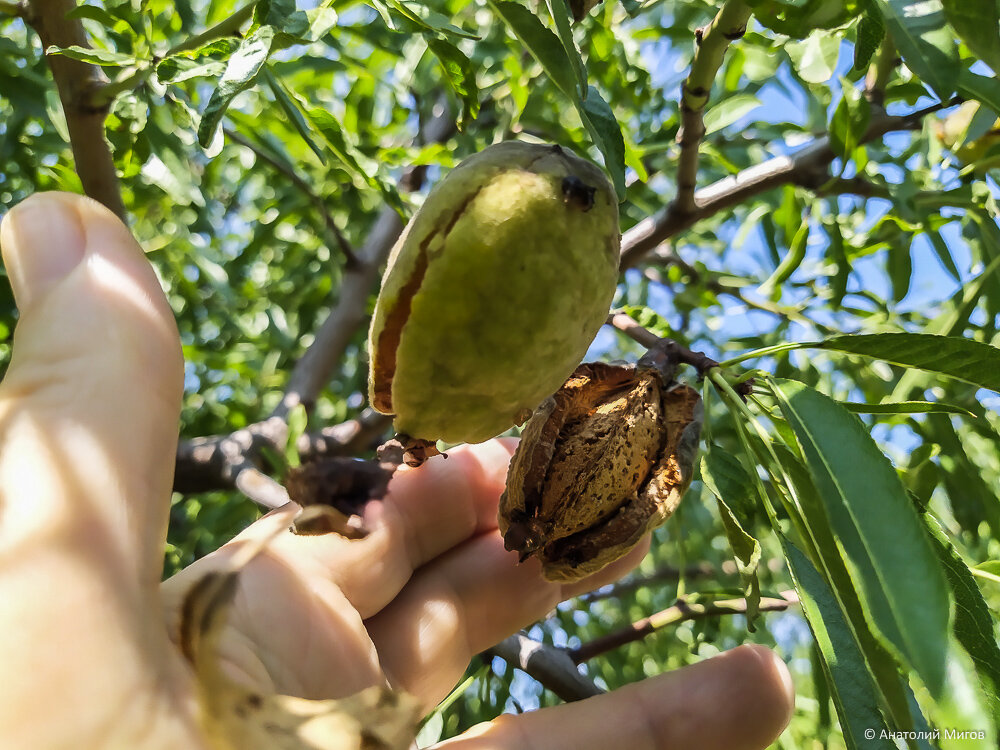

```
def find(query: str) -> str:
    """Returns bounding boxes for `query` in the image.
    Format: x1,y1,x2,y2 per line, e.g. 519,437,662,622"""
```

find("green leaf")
284,403,308,467
489,0,577,99
156,39,240,84
384,0,479,39
759,220,809,295
45,45,137,67
701,446,762,625
66,4,132,33
771,378,951,698
924,516,1000,723
197,26,275,148
545,0,587,98
825,219,850,306
264,69,325,161
840,400,976,417
815,333,1000,394
974,560,1000,577
785,32,841,84
578,86,626,199
426,37,480,128
873,0,957,100
924,225,962,282
771,443,917,733
887,239,912,303
956,70,1000,121
303,105,404,212
704,94,762,135
853,3,886,70
783,541,895,750
942,0,1000,75
829,80,871,164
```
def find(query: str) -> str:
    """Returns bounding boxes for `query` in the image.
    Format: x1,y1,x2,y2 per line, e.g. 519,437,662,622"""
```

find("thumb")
0,190,182,607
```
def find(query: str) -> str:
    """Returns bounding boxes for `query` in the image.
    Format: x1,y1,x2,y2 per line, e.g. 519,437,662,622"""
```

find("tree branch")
27,0,125,219
568,590,799,664
620,98,959,269
675,1,752,212
174,105,457,503
484,634,604,703
224,126,359,267
577,562,726,604
271,106,456,420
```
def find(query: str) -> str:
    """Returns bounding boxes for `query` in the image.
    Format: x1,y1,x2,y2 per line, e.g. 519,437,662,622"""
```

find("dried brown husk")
498,361,702,582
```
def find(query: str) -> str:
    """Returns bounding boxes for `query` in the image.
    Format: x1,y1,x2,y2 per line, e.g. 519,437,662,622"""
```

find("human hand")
0,192,794,750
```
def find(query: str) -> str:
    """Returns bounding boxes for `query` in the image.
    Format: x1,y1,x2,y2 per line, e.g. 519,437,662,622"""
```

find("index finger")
262,439,517,618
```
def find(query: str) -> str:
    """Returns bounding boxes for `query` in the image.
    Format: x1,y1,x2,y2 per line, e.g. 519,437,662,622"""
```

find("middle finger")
364,528,649,709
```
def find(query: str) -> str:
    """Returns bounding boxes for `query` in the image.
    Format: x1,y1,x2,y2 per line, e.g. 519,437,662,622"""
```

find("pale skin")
0,192,794,749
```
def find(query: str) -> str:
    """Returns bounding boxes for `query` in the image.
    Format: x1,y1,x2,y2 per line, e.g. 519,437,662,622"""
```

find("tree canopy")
2,0,1000,747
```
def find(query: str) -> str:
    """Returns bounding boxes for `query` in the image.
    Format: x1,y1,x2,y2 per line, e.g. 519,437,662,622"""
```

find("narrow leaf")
579,86,626,199
771,378,951,697
942,0,1000,75
545,0,587,97
840,400,976,417
426,37,480,128
701,446,761,623
924,516,1000,723
704,94,762,135
873,0,957,100
264,69,325,161
853,4,886,70
198,26,275,148
815,333,1000,394
489,0,577,99
783,541,895,750
759,220,809,295
45,44,137,67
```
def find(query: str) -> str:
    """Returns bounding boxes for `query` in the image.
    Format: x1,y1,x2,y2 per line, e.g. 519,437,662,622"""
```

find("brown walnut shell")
498,361,702,582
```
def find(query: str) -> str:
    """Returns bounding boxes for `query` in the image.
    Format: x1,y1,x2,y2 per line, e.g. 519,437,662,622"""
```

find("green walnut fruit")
368,141,620,445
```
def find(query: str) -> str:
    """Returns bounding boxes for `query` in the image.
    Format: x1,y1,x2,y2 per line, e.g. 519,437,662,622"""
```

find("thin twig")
484,634,604,702
608,312,719,377
620,98,960,269
568,590,799,664
577,562,726,603
224,126,359,267
675,1,753,212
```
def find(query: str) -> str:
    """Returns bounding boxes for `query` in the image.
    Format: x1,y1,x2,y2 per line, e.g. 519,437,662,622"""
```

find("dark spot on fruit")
562,175,596,212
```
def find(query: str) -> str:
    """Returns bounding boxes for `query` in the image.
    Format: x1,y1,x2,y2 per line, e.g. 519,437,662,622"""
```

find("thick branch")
224,127,358,267
568,590,798,664
620,99,958,269
675,1,752,212
485,634,603,703
27,0,125,219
